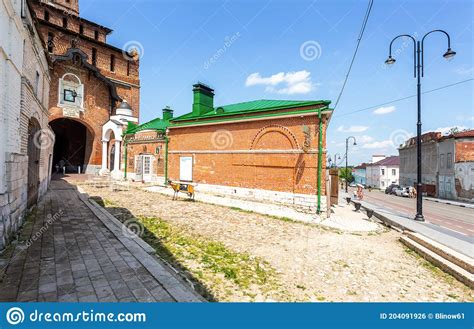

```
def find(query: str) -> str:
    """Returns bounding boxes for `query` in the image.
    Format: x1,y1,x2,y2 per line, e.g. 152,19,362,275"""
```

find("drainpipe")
123,139,129,180
317,109,323,214
164,135,169,185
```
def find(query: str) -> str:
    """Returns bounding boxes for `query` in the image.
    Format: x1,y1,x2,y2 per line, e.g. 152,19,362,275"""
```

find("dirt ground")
79,183,473,302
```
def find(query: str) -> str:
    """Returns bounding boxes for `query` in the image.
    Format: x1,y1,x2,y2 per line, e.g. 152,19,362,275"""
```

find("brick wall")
455,141,474,163
48,61,111,167
1,0,53,249
168,114,328,195
125,130,166,181
29,1,140,174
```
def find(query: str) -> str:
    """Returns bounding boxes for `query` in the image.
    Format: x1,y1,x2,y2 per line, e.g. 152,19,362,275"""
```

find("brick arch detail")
250,124,300,150
48,113,97,137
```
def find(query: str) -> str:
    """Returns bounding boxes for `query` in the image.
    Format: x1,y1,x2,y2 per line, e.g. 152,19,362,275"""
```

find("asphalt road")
349,188,474,237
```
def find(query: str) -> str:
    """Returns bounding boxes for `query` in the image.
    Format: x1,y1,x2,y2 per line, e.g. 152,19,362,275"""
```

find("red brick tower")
30,0,140,177
40,0,79,15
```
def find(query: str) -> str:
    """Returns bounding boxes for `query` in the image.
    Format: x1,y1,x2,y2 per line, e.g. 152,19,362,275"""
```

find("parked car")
385,184,399,194
394,187,409,197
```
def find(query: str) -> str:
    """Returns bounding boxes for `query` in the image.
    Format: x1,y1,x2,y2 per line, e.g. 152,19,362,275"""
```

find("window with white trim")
58,73,84,110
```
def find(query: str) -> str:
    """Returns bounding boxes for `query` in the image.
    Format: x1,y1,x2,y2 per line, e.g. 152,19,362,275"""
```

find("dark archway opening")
50,118,92,174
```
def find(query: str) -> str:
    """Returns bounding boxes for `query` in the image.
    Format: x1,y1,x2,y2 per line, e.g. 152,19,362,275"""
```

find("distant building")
123,107,173,183
399,130,473,200
399,132,441,196
399,130,474,200
353,163,368,185
366,156,399,189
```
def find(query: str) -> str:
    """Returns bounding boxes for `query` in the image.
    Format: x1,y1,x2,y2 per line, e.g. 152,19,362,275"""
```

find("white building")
366,156,400,189
0,0,54,249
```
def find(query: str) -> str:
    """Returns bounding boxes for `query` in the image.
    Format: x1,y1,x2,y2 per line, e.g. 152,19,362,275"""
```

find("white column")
100,140,108,174
113,140,121,173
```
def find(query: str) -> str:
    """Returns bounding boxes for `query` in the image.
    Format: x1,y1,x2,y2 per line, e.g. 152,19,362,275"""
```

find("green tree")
339,167,354,184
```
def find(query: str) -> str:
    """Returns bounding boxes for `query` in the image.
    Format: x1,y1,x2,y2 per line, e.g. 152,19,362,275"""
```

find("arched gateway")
50,118,94,173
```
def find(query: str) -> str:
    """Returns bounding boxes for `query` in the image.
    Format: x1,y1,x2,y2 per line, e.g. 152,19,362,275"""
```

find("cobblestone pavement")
0,180,199,302
79,183,473,302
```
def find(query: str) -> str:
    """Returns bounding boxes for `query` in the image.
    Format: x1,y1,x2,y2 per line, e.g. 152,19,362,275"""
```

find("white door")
180,156,193,181
143,155,153,182
135,156,143,181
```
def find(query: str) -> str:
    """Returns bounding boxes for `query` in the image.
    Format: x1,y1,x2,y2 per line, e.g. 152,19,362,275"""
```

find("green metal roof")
124,99,332,134
123,117,170,135
172,99,331,122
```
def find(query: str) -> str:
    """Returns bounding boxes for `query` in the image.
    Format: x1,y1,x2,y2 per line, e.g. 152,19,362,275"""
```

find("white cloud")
337,125,369,133
373,106,396,115
454,66,474,76
245,70,315,95
357,135,374,143
362,140,394,149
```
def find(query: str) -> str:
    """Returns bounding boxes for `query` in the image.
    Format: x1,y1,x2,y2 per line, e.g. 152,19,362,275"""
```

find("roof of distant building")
368,156,399,166
400,132,442,149
354,163,369,169
451,129,474,138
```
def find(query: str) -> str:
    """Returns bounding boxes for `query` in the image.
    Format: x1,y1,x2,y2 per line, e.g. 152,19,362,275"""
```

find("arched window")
58,73,84,110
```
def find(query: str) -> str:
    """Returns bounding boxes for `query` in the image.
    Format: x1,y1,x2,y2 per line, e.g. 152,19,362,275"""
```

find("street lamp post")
385,30,456,222
345,136,357,193
333,153,341,168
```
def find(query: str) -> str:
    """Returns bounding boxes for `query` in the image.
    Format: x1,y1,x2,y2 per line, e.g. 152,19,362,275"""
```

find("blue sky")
80,0,473,165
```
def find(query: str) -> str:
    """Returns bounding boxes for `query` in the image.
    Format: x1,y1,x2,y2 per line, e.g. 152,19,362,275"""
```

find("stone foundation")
0,153,28,249
194,182,326,213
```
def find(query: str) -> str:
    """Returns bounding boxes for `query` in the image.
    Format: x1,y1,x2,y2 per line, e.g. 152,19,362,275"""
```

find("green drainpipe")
123,139,129,180
164,135,169,185
317,109,323,214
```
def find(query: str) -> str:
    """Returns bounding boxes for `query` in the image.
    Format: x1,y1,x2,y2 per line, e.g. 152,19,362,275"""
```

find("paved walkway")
0,180,201,302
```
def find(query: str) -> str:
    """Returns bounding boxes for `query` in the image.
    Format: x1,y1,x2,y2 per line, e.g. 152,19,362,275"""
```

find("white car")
394,187,409,197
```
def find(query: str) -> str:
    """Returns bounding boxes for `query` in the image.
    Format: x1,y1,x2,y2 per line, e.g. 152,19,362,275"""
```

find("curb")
424,197,474,209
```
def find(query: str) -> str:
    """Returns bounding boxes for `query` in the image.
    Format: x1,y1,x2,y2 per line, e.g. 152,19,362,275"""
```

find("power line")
333,78,473,118
334,0,374,110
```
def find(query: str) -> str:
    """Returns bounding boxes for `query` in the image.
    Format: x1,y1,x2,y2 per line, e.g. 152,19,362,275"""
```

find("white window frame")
58,73,84,110
179,156,193,182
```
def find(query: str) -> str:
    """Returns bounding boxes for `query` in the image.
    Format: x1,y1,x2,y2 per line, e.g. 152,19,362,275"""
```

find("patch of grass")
347,290,358,296
296,284,306,290
316,295,326,301
230,206,297,224
135,215,280,298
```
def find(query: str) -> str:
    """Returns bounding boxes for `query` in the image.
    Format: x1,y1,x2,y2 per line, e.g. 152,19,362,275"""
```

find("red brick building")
123,107,173,183
29,0,140,176
126,83,333,211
